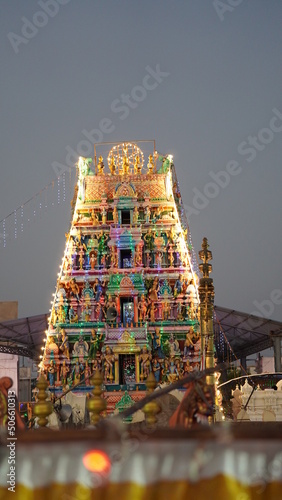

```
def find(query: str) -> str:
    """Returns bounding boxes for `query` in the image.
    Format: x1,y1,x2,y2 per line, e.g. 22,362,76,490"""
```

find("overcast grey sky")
0,0,281,322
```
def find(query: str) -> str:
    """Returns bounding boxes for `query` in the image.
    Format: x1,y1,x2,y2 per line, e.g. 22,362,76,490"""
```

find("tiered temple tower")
40,141,203,413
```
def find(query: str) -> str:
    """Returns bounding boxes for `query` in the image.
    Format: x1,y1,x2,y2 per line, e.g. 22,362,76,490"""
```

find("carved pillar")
114,358,119,384
116,295,121,322
198,238,215,387
135,354,140,383
134,296,138,323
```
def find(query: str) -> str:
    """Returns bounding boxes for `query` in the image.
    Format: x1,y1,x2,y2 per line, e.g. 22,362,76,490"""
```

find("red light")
82,450,111,474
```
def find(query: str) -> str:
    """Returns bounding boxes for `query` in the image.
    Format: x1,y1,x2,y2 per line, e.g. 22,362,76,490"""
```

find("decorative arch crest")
114,182,136,199
120,276,134,290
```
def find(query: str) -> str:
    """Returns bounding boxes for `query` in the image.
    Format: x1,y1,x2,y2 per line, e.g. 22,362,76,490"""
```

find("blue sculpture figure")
173,275,183,297
48,360,55,386
152,358,161,383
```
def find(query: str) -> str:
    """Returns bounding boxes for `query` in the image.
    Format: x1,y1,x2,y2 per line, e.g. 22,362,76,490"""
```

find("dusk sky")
0,1,281,323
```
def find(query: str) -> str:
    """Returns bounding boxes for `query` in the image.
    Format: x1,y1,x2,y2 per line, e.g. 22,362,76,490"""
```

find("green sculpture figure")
157,155,171,173
144,228,155,251
89,329,102,360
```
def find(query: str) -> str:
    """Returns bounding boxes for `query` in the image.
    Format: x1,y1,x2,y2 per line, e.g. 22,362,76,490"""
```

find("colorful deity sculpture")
151,327,164,358
148,277,159,302
48,360,55,386
60,360,69,387
144,228,154,250
103,346,115,382
138,294,148,322
167,358,179,383
134,245,143,267
132,206,139,225
162,294,171,321
59,329,70,359
167,333,181,357
155,250,163,268
174,275,183,297
110,246,118,268
73,360,81,384
145,206,151,224
73,335,89,361
84,360,91,386
161,359,170,383
145,252,152,268
69,306,78,323
45,335,59,362
68,278,80,301
152,358,161,383
57,304,67,324
101,207,107,225
88,329,101,360
89,250,97,270
139,345,151,381
91,210,99,225
113,206,118,224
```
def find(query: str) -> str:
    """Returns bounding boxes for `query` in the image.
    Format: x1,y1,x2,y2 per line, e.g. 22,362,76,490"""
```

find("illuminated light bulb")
39,355,43,359
82,450,111,475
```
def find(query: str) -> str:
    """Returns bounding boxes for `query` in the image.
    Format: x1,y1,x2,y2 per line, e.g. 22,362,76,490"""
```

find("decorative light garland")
0,171,74,249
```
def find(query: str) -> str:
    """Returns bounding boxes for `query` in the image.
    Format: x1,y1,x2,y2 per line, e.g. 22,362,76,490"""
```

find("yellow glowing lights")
82,450,111,474
107,142,144,171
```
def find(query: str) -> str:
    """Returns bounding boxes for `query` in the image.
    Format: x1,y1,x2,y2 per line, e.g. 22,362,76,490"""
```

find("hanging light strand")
0,171,74,248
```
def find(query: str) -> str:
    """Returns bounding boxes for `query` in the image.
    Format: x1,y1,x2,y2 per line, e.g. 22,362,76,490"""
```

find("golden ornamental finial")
147,154,154,174
122,149,130,175
198,237,213,278
33,375,53,427
109,156,116,175
143,371,160,426
97,156,104,175
87,370,106,425
134,155,142,174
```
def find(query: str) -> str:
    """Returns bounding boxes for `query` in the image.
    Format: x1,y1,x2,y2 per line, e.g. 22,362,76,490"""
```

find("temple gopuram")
40,141,205,414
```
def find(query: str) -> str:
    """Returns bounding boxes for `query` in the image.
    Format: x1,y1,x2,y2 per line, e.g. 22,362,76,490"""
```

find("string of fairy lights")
170,164,200,277
0,171,74,248
214,315,248,375
168,165,200,305
39,160,83,369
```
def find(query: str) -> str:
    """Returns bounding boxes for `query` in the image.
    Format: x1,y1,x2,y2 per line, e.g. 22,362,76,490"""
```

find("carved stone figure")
73,335,89,360
59,329,70,359
60,360,69,387
48,360,55,386
139,345,151,381
138,294,148,322
103,346,115,382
